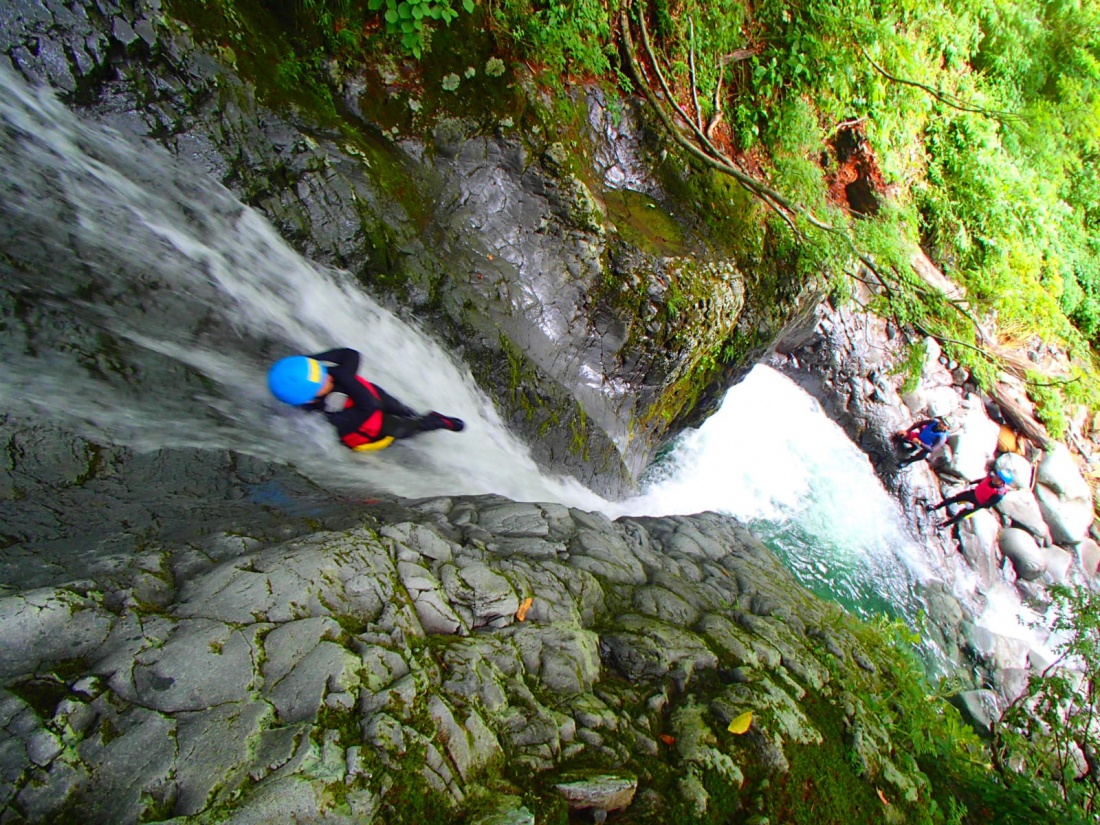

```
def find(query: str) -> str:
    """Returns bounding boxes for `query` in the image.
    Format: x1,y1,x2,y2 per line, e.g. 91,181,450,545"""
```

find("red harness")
339,377,386,449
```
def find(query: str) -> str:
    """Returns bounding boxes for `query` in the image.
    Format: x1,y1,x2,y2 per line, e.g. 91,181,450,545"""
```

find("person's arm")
310,348,359,374
310,348,381,412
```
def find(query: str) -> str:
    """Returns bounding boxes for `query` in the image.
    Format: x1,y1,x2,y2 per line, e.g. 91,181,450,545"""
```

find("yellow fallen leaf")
727,711,753,734
516,597,534,622
877,789,889,806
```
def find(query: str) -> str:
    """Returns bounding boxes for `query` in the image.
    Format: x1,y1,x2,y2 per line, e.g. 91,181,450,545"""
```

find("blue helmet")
995,467,1014,485
268,356,327,405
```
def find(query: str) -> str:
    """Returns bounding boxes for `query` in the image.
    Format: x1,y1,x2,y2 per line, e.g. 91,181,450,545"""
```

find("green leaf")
385,8,398,23
463,0,474,12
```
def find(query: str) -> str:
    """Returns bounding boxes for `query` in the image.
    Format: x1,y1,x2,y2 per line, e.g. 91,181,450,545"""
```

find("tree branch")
860,46,1019,120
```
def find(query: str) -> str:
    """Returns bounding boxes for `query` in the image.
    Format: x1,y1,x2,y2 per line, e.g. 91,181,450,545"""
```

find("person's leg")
899,447,929,466
930,489,975,511
936,490,980,527
940,507,973,528
380,411,465,440
421,411,464,432
373,385,420,419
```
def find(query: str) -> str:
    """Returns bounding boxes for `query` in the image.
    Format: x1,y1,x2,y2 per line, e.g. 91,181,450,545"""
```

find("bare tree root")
619,0,1055,444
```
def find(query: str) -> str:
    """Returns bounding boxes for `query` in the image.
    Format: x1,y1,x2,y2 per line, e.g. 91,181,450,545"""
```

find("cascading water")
0,66,1039,661
0,65,604,509
624,366,935,623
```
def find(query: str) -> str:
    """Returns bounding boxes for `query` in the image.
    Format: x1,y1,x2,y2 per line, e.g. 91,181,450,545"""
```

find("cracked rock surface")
1,434,941,823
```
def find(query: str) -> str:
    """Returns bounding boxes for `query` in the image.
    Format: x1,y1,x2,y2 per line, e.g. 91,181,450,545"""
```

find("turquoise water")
625,366,934,627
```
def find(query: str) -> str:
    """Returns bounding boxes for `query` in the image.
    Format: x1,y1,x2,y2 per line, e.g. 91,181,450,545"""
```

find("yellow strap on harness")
351,436,395,452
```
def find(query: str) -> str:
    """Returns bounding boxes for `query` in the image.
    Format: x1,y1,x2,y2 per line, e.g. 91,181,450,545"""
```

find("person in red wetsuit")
928,467,1013,528
267,348,464,451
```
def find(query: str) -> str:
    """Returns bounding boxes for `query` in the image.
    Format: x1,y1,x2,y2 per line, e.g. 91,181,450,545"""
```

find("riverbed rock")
0,474,956,824
996,489,1052,542
998,528,1047,581
1076,537,1100,578
942,397,1002,481
1033,445,1095,545
554,774,638,816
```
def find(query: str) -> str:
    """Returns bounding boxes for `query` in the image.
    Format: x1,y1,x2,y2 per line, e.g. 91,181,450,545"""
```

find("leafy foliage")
367,0,475,58
994,585,1100,822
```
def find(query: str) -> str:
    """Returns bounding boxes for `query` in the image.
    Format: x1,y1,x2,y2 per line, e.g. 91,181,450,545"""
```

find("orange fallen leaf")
658,734,676,746
487,254,494,260
877,789,889,806
516,597,534,622
727,711,753,734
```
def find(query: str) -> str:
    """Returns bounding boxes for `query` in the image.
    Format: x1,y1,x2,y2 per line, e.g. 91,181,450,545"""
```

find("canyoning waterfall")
0,66,601,509
629,366,935,623
0,67,1038,654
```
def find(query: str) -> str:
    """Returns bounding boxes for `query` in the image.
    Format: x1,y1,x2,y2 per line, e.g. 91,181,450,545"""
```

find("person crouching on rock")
895,417,950,467
928,467,1013,528
267,348,464,451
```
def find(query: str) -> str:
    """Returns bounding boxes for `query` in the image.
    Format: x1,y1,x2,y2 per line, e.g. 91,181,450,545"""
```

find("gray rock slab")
944,400,1000,480
358,644,411,694
632,585,699,626
426,695,502,781
174,559,278,623
1037,444,1092,500
996,489,1051,541
953,689,1003,735
76,705,177,823
265,640,361,724
129,619,257,712
471,796,536,825
998,527,1046,581
174,701,273,815
1043,544,1075,584
478,503,551,537
11,758,88,822
381,522,455,562
1077,538,1100,578
0,730,28,807
219,776,321,825
568,530,647,584
1035,483,1094,546
261,617,342,686
512,624,601,694
442,562,519,627
0,587,114,680
600,616,717,681
554,774,637,813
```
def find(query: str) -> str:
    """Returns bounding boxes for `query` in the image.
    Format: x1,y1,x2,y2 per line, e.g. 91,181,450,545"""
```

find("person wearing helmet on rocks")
896,416,951,467
267,348,464,452
928,467,1014,528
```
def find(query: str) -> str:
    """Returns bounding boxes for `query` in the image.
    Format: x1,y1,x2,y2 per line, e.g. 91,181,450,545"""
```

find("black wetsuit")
930,475,1007,527
302,348,458,449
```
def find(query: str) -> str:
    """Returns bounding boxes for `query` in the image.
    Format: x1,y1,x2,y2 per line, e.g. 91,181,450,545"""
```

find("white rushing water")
1,65,1035,649
0,65,605,509
625,367,935,620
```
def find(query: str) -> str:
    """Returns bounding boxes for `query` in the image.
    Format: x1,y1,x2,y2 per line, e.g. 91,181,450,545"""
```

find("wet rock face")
768,298,1099,707
1,0,809,498
0,472,934,824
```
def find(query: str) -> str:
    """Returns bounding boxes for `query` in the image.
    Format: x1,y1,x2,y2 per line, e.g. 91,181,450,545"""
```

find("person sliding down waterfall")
927,467,1013,528
267,348,464,451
